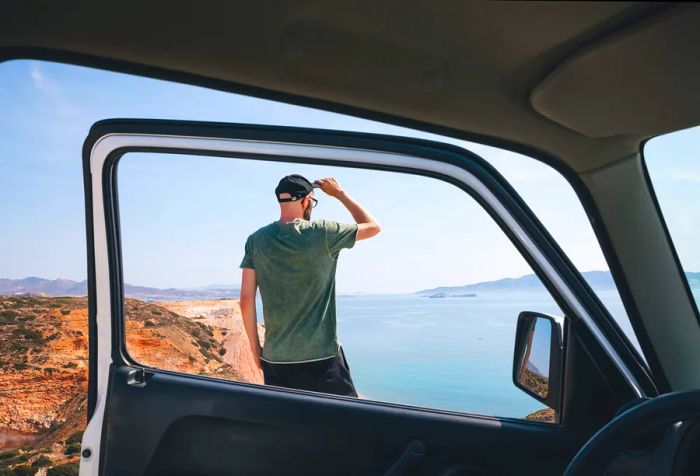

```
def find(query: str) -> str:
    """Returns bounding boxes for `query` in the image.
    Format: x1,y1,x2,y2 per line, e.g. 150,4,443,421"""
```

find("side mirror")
513,312,565,414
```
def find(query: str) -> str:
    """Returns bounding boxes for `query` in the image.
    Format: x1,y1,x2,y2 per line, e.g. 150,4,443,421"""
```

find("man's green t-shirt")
240,218,358,363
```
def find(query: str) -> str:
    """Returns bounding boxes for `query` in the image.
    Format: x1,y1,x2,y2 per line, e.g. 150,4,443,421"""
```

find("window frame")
85,119,651,424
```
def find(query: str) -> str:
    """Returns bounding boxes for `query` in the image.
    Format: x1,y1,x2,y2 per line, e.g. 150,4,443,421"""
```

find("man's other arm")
240,268,262,370
315,177,381,240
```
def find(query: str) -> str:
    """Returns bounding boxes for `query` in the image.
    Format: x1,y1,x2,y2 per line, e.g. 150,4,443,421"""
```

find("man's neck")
278,212,304,223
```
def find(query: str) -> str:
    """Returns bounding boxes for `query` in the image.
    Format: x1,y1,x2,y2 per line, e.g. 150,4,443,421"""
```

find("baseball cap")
275,174,319,202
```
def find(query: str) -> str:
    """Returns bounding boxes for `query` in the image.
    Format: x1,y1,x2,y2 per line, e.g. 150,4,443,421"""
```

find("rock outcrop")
524,407,556,423
0,294,261,465
0,296,89,438
155,299,265,384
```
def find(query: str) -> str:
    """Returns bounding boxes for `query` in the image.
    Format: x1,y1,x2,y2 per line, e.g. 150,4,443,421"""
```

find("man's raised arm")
315,177,381,240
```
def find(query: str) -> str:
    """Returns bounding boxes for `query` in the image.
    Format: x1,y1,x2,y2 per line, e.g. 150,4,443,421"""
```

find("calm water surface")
331,290,632,419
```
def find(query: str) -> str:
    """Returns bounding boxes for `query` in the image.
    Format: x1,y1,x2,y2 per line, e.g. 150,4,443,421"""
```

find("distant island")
426,292,477,299
416,270,700,296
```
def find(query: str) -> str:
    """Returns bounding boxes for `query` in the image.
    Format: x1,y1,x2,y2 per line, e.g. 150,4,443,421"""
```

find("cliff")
154,300,264,384
0,296,89,437
0,295,259,471
0,296,89,472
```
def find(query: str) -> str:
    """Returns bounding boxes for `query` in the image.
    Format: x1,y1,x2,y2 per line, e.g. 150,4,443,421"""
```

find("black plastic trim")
103,156,126,364
81,129,98,419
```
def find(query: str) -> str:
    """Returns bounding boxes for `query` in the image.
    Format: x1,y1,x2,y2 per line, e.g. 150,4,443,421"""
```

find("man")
239,174,381,397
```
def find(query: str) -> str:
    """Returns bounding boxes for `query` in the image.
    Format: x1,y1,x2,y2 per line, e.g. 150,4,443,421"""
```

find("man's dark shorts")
261,346,358,397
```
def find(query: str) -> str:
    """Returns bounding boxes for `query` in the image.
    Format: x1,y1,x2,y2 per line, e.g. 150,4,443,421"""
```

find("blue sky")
0,60,697,294
118,152,532,292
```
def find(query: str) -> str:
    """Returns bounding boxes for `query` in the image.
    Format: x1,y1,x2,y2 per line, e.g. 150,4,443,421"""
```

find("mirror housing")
513,311,565,413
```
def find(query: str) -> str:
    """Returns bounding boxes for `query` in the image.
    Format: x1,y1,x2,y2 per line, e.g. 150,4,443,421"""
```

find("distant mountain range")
0,277,240,301
417,270,700,296
3,271,699,300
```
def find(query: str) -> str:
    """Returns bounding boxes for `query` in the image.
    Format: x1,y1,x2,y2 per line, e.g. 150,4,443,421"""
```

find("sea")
326,290,633,420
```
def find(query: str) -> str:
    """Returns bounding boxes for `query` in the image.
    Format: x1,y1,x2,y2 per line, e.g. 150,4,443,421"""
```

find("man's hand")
315,177,381,241
314,177,345,198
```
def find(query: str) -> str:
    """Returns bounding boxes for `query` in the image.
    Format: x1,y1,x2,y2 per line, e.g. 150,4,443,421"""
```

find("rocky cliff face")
123,298,240,382
154,299,264,384
0,294,260,469
0,296,89,472
0,296,89,438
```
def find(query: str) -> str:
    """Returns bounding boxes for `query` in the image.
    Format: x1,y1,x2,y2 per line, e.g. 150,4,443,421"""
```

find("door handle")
383,438,427,476
126,367,147,388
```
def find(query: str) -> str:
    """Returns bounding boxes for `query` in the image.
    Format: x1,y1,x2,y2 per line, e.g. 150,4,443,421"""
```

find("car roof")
2,1,699,172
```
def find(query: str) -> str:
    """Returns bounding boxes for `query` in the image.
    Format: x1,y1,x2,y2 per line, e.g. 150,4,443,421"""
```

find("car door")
79,119,655,476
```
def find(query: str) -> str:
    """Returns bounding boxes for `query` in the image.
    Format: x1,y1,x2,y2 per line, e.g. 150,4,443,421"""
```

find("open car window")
117,149,567,422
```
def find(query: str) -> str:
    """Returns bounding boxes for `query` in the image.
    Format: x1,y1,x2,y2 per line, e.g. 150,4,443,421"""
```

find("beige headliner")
3,1,699,172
